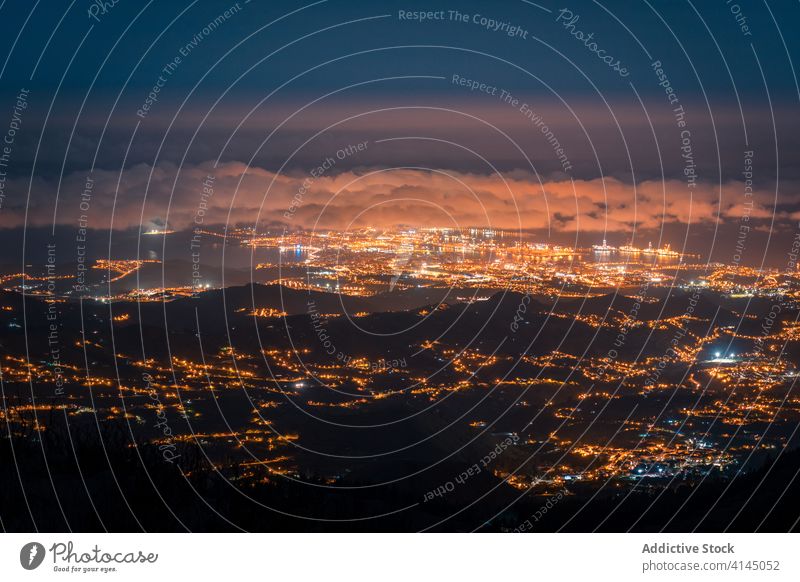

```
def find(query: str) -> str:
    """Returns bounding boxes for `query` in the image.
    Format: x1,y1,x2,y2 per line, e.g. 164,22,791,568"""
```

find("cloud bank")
0,161,790,237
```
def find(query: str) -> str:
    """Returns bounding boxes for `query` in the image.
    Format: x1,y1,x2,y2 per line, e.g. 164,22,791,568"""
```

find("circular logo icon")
20,542,46,570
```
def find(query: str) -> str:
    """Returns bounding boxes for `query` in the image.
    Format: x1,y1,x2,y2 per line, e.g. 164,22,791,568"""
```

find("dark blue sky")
3,0,798,97
1,0,798,177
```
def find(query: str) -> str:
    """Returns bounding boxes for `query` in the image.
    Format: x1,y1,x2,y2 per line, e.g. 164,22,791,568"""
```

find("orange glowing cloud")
0,162,790,236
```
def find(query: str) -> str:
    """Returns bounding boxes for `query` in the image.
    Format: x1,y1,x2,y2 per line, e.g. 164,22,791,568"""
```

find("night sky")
1,0,799,264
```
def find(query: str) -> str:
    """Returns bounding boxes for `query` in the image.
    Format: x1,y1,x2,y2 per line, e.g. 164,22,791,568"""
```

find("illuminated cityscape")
2,227,800,511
